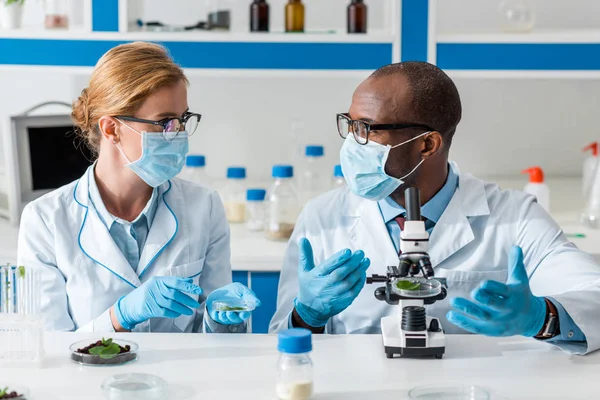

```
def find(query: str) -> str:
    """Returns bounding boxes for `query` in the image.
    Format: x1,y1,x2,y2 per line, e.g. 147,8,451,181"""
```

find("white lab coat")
17,166,232,333
270,162,600,355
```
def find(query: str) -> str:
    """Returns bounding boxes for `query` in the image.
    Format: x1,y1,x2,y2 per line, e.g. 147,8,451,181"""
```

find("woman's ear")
98,116,120,144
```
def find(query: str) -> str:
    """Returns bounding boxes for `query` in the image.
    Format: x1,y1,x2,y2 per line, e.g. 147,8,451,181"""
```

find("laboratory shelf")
0,33,392,71
435,30,600,75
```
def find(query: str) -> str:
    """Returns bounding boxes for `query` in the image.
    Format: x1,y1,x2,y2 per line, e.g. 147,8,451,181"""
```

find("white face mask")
339,131,430,201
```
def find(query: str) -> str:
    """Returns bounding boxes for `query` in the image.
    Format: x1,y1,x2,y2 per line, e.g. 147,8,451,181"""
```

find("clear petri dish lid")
0,385,29,399
409,384,490,400
391,276,442,298
212,299,256,312
102,373,168,400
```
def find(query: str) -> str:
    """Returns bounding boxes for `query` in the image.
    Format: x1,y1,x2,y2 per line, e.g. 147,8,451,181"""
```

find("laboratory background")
2,0,600,399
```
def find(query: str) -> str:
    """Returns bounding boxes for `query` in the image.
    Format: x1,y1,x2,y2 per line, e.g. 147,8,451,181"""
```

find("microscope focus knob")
374,287,386,301
428,318,442,332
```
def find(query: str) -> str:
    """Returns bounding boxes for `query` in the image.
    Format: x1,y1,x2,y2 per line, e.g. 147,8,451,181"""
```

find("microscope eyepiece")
405,187,421,221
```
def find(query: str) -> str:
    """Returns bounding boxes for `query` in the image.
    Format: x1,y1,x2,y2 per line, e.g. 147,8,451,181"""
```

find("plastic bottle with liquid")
285,0,305,33
250,0,269,32
266,165,299,241
522,167,550,212
332,165,345,189
181,155,211,187
583,142,598,197
221,167,247,223
300,145,327,205
347,0,367,34
276,329,314,400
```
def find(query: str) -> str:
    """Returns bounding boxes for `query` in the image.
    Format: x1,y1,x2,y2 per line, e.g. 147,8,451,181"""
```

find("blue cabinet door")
250,272,281,334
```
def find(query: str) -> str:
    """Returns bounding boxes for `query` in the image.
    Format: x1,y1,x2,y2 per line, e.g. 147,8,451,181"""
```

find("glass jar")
180,155,211,187
246,188,267,232
285,0,304,33
44,0,69,29
266,165,299,241
498,0,535,33
299,145,327,205
276,329,313,400
221,167,247,224
332,165,345,189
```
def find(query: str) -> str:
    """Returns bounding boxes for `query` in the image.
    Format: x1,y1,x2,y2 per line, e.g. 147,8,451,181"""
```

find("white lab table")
0,332,595,400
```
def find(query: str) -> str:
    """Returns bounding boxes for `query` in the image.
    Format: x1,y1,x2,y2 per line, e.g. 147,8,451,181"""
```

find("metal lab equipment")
0,265,44,367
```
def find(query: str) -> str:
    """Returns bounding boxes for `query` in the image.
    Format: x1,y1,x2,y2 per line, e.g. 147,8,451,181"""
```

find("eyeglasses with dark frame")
336,113,434,145
116,112,202,140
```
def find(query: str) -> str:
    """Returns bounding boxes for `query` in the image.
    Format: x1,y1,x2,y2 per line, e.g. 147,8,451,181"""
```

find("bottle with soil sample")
266,165,299,241
276,328,313,400
221,167,247,224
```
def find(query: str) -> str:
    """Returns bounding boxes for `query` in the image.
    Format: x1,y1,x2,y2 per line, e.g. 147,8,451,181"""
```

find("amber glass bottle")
285,0,305,33
250,0,269,32
347,0,367,34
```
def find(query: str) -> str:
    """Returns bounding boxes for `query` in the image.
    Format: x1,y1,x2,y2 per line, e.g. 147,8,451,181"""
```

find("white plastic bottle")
522,166,550,212
583,142,598,197
300,145,327,205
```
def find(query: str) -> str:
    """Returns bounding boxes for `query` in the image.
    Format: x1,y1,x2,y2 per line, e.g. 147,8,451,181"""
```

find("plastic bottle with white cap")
583,142,599,197
522,166,550,212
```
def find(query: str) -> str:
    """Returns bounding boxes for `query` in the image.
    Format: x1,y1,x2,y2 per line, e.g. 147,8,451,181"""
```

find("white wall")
1,0,598,183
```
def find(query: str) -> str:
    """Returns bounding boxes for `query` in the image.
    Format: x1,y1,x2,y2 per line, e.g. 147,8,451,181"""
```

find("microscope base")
380,315,446,359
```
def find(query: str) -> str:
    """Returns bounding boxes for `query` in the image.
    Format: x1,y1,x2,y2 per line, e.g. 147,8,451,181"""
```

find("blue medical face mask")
117,123,189,188
340,131,430,201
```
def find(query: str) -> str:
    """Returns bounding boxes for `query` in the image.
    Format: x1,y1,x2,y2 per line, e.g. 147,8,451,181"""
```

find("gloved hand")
206,283,261,325
447,246,547,337
294,238,371,328
114,276,203,330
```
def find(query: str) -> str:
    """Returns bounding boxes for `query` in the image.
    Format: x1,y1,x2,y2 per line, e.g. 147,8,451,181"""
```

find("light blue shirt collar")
378,164,458,224
87,166,159,230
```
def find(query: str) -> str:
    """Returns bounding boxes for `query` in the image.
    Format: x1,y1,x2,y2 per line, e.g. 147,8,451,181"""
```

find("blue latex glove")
114,276,203,330
294,238,371,328
206,283,261,325
447,246,546,337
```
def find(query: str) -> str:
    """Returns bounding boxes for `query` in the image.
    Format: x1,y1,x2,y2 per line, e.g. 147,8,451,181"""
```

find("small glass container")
299,145,327,206
391,277,442,298
409,384,490,400
102,373,168,400
285,0,304,33
212,299,257,312
44,0,69,29
266,165,299,241
221,167,247,224
332,165,345,189
498,0,535,33
70,339,138,366
250,0,269,32
246,188,267,232
276,329,313,400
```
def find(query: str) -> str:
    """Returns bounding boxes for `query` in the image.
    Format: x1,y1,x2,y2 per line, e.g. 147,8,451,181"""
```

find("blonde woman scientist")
17,42,260,333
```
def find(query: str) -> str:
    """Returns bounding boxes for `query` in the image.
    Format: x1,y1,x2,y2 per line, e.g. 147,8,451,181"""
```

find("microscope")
367,187,447,359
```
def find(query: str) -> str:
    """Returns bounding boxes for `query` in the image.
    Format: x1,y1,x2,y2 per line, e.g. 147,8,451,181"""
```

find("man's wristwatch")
535,298,560,339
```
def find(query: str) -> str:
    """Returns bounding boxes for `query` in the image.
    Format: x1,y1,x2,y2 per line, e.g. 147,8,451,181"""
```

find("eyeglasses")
336,113,434,145
116,112,202,140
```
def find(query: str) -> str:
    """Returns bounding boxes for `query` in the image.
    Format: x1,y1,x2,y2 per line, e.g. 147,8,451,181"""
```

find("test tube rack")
0,265,44,367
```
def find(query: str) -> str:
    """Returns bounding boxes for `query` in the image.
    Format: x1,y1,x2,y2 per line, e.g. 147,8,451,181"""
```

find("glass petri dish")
409,384,490,400
391,277,442,298
0,385,29,399
70,339,138,367
212,300,256,312
102,373,168,400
